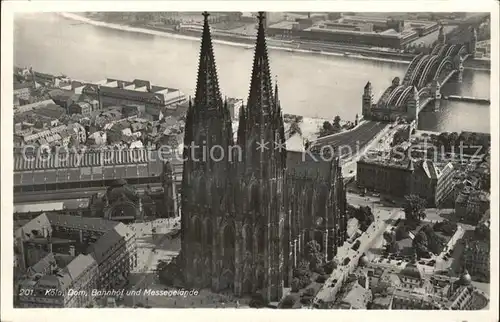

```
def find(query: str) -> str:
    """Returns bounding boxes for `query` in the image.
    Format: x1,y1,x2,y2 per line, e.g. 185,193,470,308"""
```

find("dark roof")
49,89,74,101
14,82,32,91
108,202,138,219
34,71,55,80
71,81,85,90
45,213,118,232
14,161,166,187
400,263,422,279
33,104,66,119
287,150,331,179
13,148,176,171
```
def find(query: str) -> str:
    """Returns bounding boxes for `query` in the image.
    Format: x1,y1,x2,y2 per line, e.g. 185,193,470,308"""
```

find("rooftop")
400,262,423,280
14,199,90,214
17,212,135,292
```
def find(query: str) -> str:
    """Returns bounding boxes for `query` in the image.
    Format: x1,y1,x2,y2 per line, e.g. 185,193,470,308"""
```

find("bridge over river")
362,40,475,124
312,36,477,160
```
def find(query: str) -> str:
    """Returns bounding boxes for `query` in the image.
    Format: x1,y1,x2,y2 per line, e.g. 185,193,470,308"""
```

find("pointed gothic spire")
274,76,280,110
247,11,274,124
237,104,247,146
223,97,233,144
194,11,222,109
183,97,194,148
274,77,286,168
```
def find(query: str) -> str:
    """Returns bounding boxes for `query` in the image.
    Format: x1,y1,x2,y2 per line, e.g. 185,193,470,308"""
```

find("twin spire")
194,12,278,117
246,12,275,124
194,11,223,109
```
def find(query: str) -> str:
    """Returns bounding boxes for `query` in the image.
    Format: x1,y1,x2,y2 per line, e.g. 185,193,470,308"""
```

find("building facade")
357,154,455,207
80,78,186,109
362,79,421,123
180,12,347,302
15,213,137,308
455,187,490,223
13,148,176,194
463,240,490,279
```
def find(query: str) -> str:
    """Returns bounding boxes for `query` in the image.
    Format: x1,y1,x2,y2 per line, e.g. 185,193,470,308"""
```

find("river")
14,13,490,133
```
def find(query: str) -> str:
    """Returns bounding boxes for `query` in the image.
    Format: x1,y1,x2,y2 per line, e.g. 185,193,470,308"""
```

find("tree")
289,120,302,137
437,132,449,149
322,260,337,274
372,281,391,296
291,278,301,293
322,121,333,132
293,259,311,279
333,115,341,126
281,295,296,309
403,195,427,224
412,231,429,258
448,132,459,148
386,240,399,253
303,287,316,297
306,240,323,271
315,274,328,283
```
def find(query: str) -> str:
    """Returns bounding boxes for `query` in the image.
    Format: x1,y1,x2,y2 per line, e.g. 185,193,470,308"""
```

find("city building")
67,100,99,116
14,99,56,115
356,150,414,198
463,235,490,280
359,261,487,310
362,80,422,123
356,150,455,206
412,160,455,206
49,89,81,110
14,199,92,220
266,15,427,48
13,148,177,195
15,213,137,308
180,12,347,302
454,187,490,223
398,262,424,288
333,277,372,309
73,78,187,109
17,123,86,147
14,82,32,103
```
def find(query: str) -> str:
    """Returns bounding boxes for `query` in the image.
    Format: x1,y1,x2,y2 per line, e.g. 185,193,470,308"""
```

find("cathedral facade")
180,12,347,302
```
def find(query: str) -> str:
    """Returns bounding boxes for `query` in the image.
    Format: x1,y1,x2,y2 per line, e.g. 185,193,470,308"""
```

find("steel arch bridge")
377,42,469,113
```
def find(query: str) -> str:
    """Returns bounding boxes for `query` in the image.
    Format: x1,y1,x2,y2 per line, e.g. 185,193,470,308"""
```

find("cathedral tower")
181,11,233,289
234,12,287,302
180,11,348,305
437,24,446,44
362,81,373,119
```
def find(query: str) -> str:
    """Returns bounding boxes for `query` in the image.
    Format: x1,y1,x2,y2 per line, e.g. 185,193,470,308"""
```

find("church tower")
162,161,178,218
235,11,287,301
181,11,233,289
181,11,348,305
437,24,446,44
406,86,420,122
362,81,373,119
469,27,477,56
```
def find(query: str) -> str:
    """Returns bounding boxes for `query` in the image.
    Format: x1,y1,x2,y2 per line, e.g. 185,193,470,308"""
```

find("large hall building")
180,12,347,302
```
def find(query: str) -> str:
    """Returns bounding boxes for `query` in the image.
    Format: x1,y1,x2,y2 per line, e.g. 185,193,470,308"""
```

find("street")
122,217,181,307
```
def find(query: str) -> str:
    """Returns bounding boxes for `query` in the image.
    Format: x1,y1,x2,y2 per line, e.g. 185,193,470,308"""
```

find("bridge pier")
434,98,441,111
457,67,463,83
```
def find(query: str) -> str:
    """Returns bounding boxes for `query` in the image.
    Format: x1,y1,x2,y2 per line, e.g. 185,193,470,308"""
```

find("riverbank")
59,12,413,65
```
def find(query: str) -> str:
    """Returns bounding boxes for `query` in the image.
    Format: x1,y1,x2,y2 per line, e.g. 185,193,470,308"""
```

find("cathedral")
180,12,347,302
